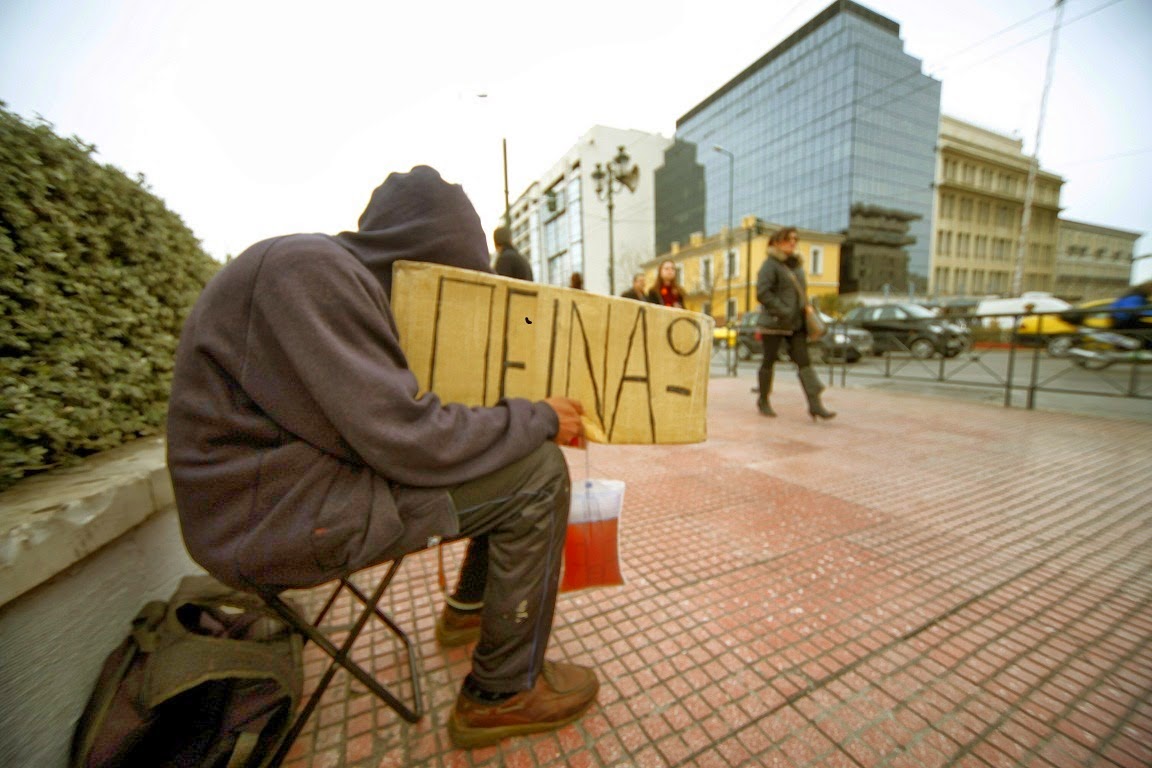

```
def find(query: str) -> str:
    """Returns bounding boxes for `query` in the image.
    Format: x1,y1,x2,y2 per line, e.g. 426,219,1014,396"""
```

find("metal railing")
824,307,1152,409
719,304,1152,410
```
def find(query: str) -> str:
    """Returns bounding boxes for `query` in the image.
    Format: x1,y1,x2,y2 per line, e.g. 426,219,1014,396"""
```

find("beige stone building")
931,115,1063,297
648,217,842,324
1054,219,1140,300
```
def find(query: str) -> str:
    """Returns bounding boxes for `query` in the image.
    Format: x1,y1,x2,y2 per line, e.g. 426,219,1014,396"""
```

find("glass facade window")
674,4,940,280
567,176,583,276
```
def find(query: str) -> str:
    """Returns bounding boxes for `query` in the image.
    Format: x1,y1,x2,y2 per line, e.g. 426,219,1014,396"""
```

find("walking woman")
754,227,835,421
647,259,686,308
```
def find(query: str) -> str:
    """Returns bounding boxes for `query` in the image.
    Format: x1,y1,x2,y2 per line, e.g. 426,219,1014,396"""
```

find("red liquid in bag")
560,517,623,592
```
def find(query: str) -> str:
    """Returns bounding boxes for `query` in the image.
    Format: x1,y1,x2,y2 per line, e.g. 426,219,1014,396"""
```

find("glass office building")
673,0,941,282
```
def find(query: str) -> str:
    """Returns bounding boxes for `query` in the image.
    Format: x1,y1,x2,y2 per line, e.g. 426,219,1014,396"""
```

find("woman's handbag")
783,267,826,341
803,305,826,341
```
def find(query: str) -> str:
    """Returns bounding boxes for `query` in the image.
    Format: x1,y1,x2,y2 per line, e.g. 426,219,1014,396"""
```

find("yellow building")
645,216,842,325
932,115,1064,296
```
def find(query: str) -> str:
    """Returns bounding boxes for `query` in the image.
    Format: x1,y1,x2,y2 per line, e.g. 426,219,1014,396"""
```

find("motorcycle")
1066,328,1152,370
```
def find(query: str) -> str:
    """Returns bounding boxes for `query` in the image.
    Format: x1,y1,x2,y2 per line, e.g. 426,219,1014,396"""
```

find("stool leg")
262,559,423,768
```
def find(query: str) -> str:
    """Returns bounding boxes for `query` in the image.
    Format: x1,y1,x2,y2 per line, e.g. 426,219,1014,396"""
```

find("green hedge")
1,105,219,491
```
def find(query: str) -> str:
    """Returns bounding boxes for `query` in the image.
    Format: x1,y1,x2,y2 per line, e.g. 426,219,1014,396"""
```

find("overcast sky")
3,0,1150,284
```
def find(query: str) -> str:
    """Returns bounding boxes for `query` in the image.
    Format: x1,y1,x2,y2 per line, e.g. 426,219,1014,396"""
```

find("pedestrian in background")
647,259,685,308
569,272,584,290
754,226,836,421
620,272,651,301
492,225,533,281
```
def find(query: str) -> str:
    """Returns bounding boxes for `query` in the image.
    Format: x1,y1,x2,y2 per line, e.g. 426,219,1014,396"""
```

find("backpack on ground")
70,574,303,768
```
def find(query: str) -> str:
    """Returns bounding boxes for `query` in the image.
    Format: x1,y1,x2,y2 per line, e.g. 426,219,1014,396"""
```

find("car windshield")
900,304,936,319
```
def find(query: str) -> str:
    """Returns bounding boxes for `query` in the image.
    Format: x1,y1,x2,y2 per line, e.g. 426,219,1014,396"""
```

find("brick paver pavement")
283,377,1152,768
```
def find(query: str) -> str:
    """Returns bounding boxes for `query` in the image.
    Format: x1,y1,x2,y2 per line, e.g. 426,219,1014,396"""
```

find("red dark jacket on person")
647,284,684,308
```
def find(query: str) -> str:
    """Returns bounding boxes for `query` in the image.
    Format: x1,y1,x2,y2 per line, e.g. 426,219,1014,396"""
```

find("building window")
725,249,738,278
726,297,738,321
959,198,972,222
548,254,566,285
566,176,582,247
810,246,823,276
700,256,712,289
544,185,566,217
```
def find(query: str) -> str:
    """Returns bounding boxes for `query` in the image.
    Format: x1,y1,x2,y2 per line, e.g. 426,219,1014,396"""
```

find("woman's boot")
798,367,836,421
756,369,776,417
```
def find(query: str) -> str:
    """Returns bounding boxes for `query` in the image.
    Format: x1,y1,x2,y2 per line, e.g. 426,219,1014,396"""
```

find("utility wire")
1055,146,1152,167
690,0,1127,171
561,1,1133,259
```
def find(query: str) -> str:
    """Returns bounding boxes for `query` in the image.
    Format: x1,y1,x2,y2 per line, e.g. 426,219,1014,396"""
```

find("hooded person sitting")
166,165,598,748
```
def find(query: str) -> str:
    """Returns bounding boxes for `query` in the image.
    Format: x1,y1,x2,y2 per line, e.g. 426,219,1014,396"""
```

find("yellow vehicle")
713,324,737,348
1014,299,1115,357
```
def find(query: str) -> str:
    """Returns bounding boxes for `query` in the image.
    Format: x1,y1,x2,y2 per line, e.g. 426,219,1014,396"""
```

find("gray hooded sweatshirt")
166,166,559,590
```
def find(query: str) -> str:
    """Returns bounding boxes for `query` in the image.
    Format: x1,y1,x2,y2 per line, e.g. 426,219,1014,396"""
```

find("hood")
334,165,492,298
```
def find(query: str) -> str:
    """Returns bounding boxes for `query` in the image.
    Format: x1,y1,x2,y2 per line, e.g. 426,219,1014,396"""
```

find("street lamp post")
475,94,511,228
1012,0,1065,296
714,145,736,375
502,138,510,227
591,145,639,296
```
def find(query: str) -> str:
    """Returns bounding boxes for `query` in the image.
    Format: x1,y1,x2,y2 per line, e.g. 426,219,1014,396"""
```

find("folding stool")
257,556,424,766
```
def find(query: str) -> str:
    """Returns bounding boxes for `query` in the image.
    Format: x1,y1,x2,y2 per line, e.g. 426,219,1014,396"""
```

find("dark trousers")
445,443,570,693
759,331,811,378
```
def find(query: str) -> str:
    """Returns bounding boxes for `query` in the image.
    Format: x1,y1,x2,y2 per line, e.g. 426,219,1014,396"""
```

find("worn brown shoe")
436,606,482,648
448,661,599,748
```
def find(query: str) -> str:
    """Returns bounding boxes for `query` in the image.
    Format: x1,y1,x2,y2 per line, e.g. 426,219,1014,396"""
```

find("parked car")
726,311,873,363
842,303,970,358
1013,298,1118,357
710,313,764,359
815,318,874,363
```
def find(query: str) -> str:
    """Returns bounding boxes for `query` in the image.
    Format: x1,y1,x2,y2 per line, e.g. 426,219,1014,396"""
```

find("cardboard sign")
391,261,712,444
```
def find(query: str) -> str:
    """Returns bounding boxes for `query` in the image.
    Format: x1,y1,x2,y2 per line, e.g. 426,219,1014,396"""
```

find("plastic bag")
560,479,625,592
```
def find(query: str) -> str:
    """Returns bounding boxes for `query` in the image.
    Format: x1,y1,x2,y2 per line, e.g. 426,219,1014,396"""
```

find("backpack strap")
141,576,302,717
227,732,261,768
131,600,167,651
69,600,168,768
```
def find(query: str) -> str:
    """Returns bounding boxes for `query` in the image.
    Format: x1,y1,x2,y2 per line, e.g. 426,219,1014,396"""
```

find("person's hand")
543,397,584,445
